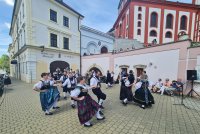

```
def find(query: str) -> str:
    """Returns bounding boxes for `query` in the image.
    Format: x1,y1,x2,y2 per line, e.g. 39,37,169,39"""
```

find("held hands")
79,96,85,101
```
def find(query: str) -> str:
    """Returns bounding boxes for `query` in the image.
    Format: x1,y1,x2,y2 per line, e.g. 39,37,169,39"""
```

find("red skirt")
77,95,100,124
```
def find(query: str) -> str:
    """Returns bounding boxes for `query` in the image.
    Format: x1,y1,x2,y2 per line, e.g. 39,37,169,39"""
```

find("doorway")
136,68,144,77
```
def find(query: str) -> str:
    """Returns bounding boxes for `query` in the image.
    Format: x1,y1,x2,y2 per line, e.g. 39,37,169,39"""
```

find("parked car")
0,74,4,91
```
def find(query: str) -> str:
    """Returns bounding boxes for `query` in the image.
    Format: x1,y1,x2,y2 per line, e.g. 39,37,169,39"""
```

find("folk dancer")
33,73,60,115
71,76,105,127
90,71,107,110
47,73,60,109
133,80,155,109
60,71,69,99
62,72,77,108
120,74,133,105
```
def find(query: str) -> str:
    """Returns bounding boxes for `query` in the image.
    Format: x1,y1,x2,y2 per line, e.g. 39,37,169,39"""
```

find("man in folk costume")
90,71,107,110
62,72,77,108
120,73,133,105
59,71,69,99
33,73,60,115
71,76,105,127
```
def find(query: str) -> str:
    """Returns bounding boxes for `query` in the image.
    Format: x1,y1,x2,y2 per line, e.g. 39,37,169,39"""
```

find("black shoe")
64,97,67,100
97,117,105,120
99,111,104,116
71,104,76,109
148,104,152,107
53,106,60,109
45,112,53,115
84,124,93,127
122,102,127,106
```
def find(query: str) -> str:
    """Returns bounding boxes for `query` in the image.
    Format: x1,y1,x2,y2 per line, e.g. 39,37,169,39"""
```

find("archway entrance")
50,61,70,74
101,46,108,54
89,67,102,76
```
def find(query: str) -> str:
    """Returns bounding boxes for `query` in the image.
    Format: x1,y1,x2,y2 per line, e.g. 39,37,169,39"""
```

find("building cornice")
81,25,115,40
12,45,80,59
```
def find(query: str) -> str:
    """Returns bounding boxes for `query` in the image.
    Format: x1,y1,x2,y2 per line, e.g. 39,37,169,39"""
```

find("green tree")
0,54,10,73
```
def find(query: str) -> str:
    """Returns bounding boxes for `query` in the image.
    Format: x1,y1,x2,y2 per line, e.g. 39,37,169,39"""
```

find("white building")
81,25,114,56
9,0,83,83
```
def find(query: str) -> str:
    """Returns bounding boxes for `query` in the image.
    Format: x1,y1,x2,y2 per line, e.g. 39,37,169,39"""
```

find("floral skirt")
77,95,100,124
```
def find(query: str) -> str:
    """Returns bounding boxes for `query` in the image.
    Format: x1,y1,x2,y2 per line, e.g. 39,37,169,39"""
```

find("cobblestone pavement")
0,79,200,134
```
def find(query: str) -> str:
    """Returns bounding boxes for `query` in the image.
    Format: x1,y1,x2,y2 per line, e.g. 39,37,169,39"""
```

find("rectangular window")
50,9,57,22
50,33,57,47
63,16,69,27
63,37,69,50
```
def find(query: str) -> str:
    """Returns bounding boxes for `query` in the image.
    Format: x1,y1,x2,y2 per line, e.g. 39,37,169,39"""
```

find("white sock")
53,101,57,107
96,109,103,119
124,98,128,103
63,92,66,97
99,99,104,106
84,121,91,125
45,110,49,114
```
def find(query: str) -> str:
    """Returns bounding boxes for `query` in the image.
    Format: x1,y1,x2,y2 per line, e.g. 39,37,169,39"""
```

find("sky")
0,0,192,56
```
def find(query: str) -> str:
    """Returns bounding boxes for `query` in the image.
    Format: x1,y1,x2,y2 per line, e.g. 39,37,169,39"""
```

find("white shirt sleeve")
49,81,54,86
135,82,142,90
70,88,81,97
90,78,97,86
34,81,43,89
59,76,63,81
125,80,130,87
62,78,69,87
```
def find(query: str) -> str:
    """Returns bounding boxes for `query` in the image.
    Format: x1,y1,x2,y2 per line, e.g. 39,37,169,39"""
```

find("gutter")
78,16,82,75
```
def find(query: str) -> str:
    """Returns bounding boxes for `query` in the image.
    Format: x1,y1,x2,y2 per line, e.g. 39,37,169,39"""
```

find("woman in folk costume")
61,72,77,108
90,71,107,109
71,76,105,127
47,73,60,109
33,73,60,115
133,80,155,109
120,73,134,105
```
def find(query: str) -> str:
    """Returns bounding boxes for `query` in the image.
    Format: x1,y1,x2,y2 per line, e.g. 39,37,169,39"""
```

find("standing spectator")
106,70,112,89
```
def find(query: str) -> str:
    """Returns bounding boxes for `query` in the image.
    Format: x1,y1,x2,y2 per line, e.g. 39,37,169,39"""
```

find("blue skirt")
40,87,60,111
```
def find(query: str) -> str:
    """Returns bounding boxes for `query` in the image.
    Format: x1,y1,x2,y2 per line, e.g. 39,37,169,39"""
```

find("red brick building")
113,0,200,45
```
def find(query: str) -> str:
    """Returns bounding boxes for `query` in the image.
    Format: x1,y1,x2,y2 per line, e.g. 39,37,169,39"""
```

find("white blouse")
70,84,88,97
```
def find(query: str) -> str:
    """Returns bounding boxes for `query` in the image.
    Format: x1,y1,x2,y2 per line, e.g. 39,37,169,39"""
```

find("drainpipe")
78,15,82,75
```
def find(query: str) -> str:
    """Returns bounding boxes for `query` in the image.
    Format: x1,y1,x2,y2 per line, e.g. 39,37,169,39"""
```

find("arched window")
138,7,142,11
138,21,141,27
150,30,157,37
138,14,142,20
180,15,187,30
165,31,172,38
150,12,158,27
166,14,173,29
137,29,141,35
101,46,108,54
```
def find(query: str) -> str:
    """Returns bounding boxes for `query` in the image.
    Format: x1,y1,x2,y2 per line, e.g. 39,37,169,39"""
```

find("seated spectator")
159,78,173,96
152,78,163,93
171,79,183,92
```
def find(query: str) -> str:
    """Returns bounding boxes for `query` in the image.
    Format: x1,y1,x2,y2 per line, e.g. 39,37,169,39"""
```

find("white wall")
31,0,80,53
82,57,110,76
114,49,180,82
81,28,114,55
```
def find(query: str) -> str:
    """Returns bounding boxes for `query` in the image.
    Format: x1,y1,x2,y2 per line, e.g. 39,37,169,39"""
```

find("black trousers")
92,88,106,102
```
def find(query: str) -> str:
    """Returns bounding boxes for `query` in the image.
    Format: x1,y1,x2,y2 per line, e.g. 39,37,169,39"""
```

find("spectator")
152,78,163,93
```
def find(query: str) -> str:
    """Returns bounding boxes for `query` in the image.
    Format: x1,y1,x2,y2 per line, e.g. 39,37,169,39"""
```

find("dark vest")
40,80,50,90
76,86,88,97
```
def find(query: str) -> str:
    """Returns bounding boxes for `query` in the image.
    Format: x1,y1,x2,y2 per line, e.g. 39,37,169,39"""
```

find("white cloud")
4,22,11,29
3,0,14,6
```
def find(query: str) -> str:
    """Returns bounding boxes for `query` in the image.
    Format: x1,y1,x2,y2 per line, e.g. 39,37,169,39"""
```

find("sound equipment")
187,70,197,80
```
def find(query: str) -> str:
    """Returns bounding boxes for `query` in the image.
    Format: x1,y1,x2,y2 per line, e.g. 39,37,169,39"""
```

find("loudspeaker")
187,70,197,80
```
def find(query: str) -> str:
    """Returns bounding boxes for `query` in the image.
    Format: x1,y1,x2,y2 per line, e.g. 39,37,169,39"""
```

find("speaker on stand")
186,70,199,97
